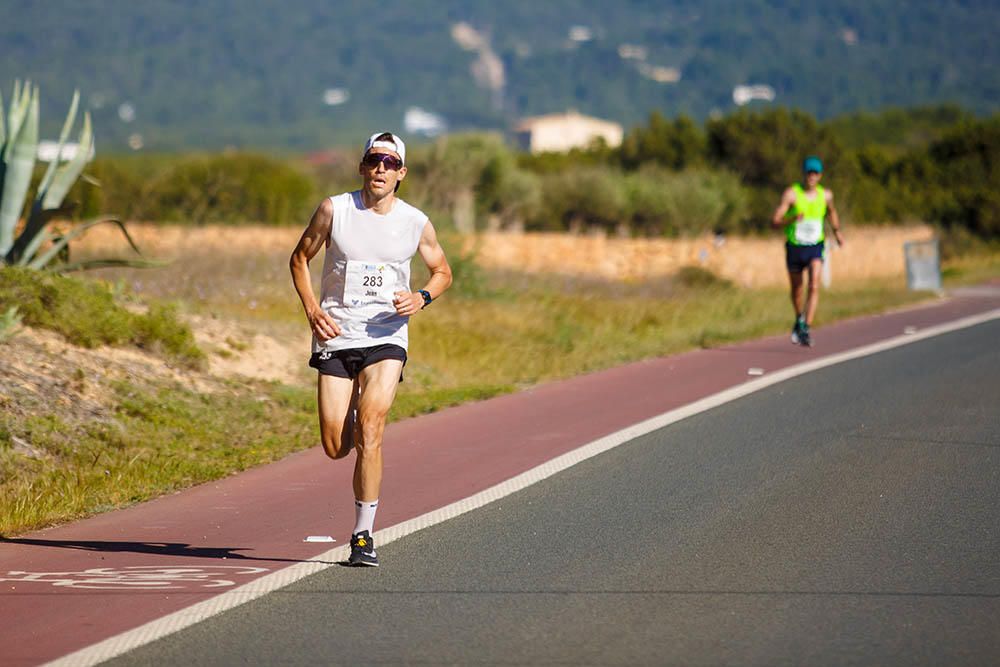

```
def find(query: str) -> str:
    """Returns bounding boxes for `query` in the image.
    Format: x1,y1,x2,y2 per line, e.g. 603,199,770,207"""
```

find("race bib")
344,260,397,309
795,218,823,245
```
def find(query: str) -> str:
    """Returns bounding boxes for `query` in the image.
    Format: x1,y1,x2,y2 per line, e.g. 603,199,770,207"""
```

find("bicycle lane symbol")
1,565,270,590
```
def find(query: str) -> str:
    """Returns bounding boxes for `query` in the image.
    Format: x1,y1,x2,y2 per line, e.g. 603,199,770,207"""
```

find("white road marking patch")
46,306,1000,667
2,566,268,590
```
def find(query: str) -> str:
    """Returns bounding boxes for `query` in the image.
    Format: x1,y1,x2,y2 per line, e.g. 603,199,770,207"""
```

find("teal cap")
803,156,823,174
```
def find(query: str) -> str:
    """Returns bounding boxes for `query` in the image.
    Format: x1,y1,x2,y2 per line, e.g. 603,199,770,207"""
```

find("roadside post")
903,238,942,291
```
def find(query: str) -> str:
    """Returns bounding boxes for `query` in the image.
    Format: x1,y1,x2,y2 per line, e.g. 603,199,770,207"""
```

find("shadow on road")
0,537,332,565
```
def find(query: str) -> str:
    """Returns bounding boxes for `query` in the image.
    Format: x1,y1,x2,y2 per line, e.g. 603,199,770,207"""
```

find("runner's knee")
320,425,354,460
356,409,389,452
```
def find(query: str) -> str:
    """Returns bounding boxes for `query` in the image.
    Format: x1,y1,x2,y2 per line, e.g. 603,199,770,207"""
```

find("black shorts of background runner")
309,343,407,381
785,242,825,273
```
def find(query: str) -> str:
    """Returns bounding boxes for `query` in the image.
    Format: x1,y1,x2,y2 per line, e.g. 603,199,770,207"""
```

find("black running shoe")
349,531,379,567
798,324,812,347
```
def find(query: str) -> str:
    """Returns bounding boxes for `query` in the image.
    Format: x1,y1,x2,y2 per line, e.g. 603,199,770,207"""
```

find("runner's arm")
394,220,453,317
826,189,845,247
771,187,800,228
290,199,341,340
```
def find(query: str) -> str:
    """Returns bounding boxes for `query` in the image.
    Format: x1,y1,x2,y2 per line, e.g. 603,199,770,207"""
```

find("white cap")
363,132,406,166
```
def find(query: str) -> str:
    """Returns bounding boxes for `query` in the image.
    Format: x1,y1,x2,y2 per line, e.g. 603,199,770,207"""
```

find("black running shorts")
309,343,407,381
785,242,825,273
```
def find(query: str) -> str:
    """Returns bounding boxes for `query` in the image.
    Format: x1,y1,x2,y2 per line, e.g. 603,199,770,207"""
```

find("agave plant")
0,80,153,271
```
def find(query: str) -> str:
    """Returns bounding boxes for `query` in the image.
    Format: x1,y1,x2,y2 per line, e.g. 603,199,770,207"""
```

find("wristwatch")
418,289,432,308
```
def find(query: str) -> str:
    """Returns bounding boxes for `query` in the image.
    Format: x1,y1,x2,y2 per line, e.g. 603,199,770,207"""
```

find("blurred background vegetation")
59,105,1000,253
3,1,999,150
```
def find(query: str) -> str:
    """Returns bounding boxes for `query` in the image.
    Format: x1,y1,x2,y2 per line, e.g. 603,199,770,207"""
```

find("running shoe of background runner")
798,323,812,347
791,317,804,345
349,530,379,567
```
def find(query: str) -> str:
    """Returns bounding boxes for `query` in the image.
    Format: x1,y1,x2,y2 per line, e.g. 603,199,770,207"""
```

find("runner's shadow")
0,537,333,565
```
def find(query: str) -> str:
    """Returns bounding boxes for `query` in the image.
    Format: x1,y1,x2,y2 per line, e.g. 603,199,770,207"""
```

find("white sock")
353,499,379,536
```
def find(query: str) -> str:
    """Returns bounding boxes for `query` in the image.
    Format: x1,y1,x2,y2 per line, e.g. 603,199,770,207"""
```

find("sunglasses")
362,153,403,170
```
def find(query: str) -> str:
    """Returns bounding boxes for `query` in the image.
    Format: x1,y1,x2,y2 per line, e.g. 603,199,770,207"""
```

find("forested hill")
3,0,999,151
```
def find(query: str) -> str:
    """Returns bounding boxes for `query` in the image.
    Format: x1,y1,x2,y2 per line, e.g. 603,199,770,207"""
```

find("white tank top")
315,191,428,352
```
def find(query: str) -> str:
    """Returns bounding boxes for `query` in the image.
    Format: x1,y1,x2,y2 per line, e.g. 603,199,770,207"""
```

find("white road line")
47,307,1000,667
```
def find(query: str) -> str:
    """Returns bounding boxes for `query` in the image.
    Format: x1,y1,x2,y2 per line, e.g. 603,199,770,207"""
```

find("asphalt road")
108,320,1000,666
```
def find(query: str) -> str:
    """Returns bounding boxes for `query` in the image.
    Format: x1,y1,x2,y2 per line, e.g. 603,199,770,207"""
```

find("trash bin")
903,239,941,291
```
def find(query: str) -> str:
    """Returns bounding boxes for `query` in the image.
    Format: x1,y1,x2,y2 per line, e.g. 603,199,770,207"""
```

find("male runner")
290,132,452,566
771,156,844,347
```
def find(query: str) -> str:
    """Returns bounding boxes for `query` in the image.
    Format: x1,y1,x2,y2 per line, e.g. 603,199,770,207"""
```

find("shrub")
0,266,203,366
627,166,750,236
407,133,542,231
706,108,843,192
143,153,317,224
619,112,706,170
531,165,628,232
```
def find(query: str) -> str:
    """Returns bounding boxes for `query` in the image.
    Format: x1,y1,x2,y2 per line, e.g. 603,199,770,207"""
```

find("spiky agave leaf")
4,80,21,148
35,90,80,202
0,88,6,225
15,229,52,265
27,216,145,270
0,86,39,257
12,96,87,262
41,111,92,210
3,80,30,163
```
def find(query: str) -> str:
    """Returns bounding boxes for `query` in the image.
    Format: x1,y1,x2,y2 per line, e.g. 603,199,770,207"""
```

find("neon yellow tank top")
786,184,826,246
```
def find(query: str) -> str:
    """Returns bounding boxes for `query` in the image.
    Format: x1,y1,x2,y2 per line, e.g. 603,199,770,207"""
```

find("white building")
732,85,776,106
514,111,623,154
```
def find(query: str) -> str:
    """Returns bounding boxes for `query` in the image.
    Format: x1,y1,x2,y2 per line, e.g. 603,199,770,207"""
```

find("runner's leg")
317,374,359,460
353,358,404,502
804,258,823,325
789,270,805,320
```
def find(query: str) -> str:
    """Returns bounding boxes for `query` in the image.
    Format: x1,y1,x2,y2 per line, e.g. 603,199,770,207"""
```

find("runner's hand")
833,229,845,247
393,291,423,317
308,308,341,340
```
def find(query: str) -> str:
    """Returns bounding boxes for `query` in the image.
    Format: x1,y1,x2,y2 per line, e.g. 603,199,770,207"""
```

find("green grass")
0,266,204,367
939,250,1000,286
1,379,315,533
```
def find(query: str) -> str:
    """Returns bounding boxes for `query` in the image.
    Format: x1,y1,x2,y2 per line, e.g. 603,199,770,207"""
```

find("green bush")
627,166,750,236
75,153,317,224
476,150,542,229
925,118,1000,239
619,112,706,170
145,153,317,224
706,108,843,192
407,133,543,231
0,266,203,366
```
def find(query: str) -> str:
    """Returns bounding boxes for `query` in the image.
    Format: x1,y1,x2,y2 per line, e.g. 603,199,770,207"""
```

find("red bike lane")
2,288,998,666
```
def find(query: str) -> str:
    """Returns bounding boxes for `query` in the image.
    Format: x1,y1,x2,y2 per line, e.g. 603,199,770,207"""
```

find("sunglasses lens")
364,153,402,170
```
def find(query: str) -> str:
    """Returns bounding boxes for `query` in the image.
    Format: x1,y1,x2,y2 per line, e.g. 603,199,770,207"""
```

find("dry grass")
71,223,950,394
